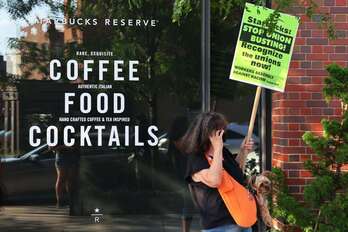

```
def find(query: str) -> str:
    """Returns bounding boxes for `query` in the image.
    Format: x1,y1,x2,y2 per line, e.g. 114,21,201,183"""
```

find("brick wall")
272,1,348,200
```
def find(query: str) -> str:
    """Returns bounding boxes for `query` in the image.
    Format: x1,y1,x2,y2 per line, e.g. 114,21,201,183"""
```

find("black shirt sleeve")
184,147,245,185
185,153,209,183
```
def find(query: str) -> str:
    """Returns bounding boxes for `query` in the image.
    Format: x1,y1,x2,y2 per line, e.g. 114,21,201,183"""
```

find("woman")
182,112,254,232
167,115,189,179
54,145,80,208
52,131,80,208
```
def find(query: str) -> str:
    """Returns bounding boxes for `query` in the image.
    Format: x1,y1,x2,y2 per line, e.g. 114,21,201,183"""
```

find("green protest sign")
230,3,299,92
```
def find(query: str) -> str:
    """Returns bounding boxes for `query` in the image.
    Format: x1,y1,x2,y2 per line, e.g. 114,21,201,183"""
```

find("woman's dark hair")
181,112,228,155
167,116,189,155
168,116,189,142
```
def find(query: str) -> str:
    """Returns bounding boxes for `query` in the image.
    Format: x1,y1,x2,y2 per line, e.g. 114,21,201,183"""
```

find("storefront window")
1,1,202,216
0,1,270,230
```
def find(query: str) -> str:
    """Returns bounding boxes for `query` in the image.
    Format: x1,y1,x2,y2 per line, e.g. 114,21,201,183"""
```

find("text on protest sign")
230,3,299,92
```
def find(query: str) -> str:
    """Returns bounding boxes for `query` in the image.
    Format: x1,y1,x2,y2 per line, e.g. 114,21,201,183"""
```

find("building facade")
272,1,348,200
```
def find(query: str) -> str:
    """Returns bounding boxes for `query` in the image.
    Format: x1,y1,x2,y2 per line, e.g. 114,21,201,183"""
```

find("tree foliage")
172,0,337,39
302,64,348,232
272,64,348,232
270,167,312,230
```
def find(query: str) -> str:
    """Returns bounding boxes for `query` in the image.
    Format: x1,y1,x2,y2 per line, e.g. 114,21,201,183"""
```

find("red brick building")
272,1,348,200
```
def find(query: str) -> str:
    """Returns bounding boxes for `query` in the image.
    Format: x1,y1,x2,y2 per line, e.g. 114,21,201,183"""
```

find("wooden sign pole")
237,86,262,171
246,86,262,142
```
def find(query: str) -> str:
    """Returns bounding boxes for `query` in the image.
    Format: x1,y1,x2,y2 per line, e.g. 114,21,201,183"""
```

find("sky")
0,5,51,56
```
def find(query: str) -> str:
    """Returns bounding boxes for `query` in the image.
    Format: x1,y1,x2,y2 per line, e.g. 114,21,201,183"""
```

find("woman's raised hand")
241,137,254,154
209,130,224,153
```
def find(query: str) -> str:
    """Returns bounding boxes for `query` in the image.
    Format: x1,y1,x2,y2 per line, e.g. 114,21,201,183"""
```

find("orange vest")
207,157,257,228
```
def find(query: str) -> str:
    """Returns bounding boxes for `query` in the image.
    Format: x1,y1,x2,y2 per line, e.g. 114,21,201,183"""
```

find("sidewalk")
0,206,201,232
